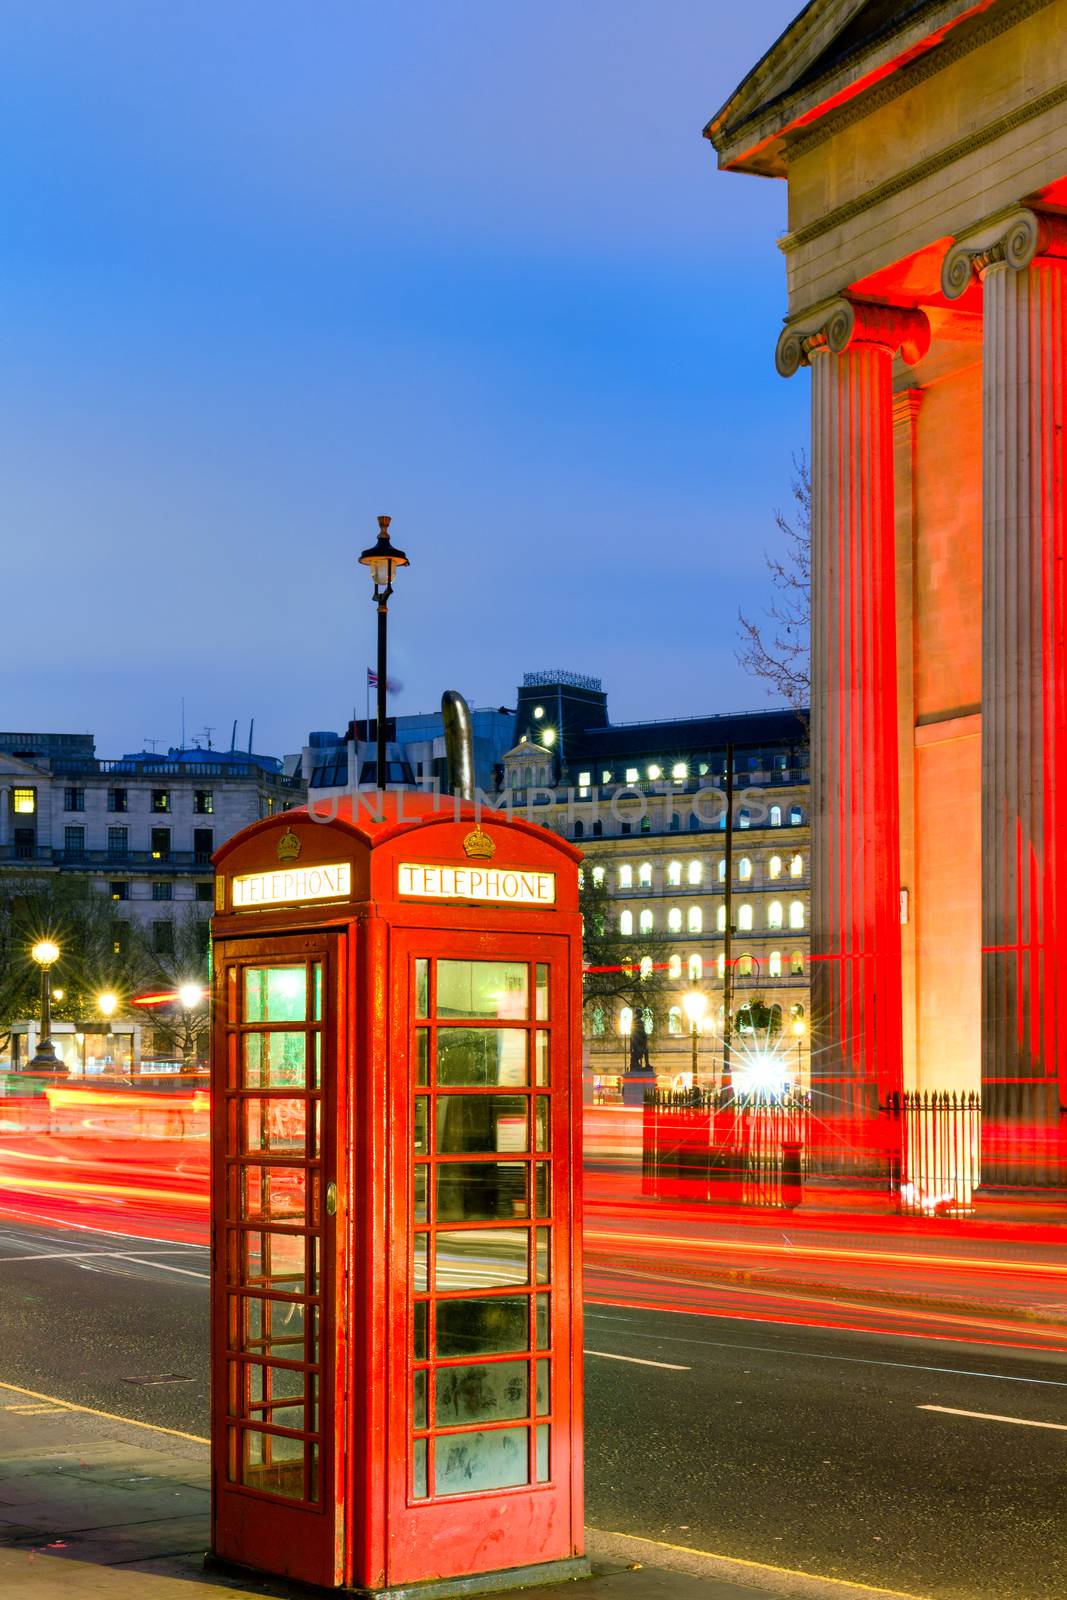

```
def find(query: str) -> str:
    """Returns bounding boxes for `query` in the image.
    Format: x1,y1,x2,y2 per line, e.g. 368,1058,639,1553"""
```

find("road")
1,1216,1065,1599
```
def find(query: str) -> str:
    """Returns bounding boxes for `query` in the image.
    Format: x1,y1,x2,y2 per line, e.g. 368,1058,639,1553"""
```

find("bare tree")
130,907,211,1070
736,455,811,708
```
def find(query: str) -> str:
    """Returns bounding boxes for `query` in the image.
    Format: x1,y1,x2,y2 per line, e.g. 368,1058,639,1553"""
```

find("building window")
790,806,802,825
769,855,783,880
688,953,703,981
578,771,591,789
639,955,653,979
110,881,129,901
194,827,214,863
717,859,726,882
687,906,702,934
64,786,85,812
14,827,35,858
619,910,633,936
152,881,173,901
668,907,682,933
647,764,662,781
738,954,754,976
768,900,784,930
738,857,752,880
108,787,128,813
107,826,128,858
672,762,687,783
196,881,214,902
573,820,584,839
592,1006,605,1037
738,903,754,931
668,1006,682,1035
601,770,611,784
592,820,603,837
64,825,85,856
791,951,805,976
152,920,174,954
641,1007,654,1036
638,909,654,934
639,816,651,834
625,768,638,784
717,953,726,978
790,853,803,878
620,822,632,836
639,862,653,887
152,789,170,813
13,788,36,814
739,807,751,829
668,954,682,978
113,924,130,957
789,900,805,930
688,813,700,830
769,951,782,977
668,861,682,886
618,865,633,890
591,865,605,886
687,860,702,885
619,1006,633,1035
769,805,782,826
194,789,214,814
151,827,171,861
715,904,725,932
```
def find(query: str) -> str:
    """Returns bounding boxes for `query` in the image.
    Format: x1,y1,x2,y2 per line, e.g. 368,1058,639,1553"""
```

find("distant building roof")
567,707,808,762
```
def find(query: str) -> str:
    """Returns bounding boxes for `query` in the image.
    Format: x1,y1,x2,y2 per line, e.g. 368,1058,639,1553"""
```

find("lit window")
738,954,754,976
641,1007,654,1036
688,953,703,981
769,855,783,880
625,768,639,784
688,860,702,885
738,903,754,931
639,909,654,934
592,1006,605,1037
717,953,726,978
618,865,633,889
791,951,804,976
687,907,702,934
668,1006,682,1035
717,905,726,932
639,816,651,834
668,908,682,933
648,764,662,780
578,771,591,788
667,860,682,886
591,865,605,886
13,788,35,814
542,728,557,747
672,762,687,782
790,806,802,825
790,853,803,878
768,900,784,930
639,862,652,887
770,805,782,827
619,910,633,936
194,789,214,814
668,954,682,979
640,955,653,979
717,859,726,881
739,807,751,829
769,950,782,977
533,706,544,719
789,900,805,929
110,881,128,901
601,769,612,784
152,789,170,813
699,762,709,775
738,857,752,880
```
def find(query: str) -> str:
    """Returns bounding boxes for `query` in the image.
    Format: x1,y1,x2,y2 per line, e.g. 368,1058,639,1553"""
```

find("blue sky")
4,1,804,757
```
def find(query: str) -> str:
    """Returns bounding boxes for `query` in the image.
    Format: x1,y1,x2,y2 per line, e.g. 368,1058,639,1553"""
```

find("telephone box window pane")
536,1424,550,1482
414,1234,428,1292
241,1166,306,1221
536,1228,550,1284
534,1032,549,1086
536,1359,550,1415
437,1028,526,1087
239,1297,306,1360
414,1098,428,1155
415,959,429,1018
242,1231,306,1291
436,1095,527,1154
534,1163,550,1218
312,963,322,1020
437,961,528,1020
436,1296,529,1356
535,964,549,1020
243,1033,306,1089
414,1165,428,1222
435,1228,528,1290
243,1099,307,1155
436,1161,528,1222
241,1429,304,1500
413,1369,427,1429
436,1361,528,1426
536,1294,550,1349
435,1426,528,1495
413,1301,428,1361
244,967,307,1023
308,1443,320,1503
311,1034,321,1089
534,1097,550,1152
416,1030,429,1086
413,1437,428,1499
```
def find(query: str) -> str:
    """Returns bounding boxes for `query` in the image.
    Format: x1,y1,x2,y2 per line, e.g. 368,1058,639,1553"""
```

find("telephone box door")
211,931,347,1588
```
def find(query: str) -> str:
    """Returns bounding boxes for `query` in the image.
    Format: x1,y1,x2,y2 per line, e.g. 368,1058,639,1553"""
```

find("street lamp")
791,1006,807,1082
359,515,410,794
619,1007,632,1075
29,940,62,1073
682,989,707,1083
178,982,206,1073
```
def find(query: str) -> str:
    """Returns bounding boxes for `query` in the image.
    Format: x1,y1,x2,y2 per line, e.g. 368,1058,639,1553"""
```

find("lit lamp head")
682,990,707,1030
31,939,60,970
52,988,65,1003
619,1011,633,1038
359,515,410,597
97,991,118,1019
178,982,206,1010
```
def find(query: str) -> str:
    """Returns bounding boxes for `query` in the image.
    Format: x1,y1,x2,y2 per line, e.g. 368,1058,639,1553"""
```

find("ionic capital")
942,207,1067,299
775,297,931,379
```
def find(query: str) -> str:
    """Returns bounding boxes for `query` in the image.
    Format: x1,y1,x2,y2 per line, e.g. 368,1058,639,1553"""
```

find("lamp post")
682,989,707,1085
619,1008,632,1076
359,516,410,793
792,1010,807,1085
29,940,62,1073
178,982,206,1074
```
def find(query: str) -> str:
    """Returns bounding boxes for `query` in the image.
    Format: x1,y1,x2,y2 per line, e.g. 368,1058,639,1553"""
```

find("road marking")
4,1403,68,1415
0,1379,208,1444
117,1255,210,1280
584,1349,690,1371
0,1206,207,1249
918,1404,1067,1431
0,1247,203,1264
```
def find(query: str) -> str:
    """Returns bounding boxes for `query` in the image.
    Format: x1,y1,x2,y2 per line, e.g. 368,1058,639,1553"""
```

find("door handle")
325,1182,338,1217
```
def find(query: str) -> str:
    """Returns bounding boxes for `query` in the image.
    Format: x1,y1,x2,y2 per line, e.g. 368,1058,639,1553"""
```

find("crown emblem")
277,828,302,863
463,828,495,860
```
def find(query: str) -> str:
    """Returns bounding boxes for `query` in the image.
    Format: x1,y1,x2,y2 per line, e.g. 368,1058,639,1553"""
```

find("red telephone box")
209,791,587,1595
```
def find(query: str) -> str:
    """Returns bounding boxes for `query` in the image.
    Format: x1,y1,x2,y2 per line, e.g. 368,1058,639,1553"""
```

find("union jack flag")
367,668,379,688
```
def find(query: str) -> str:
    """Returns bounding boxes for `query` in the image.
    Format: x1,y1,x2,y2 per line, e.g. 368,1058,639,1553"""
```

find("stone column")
777,300,929,1134
944,209,1067,1187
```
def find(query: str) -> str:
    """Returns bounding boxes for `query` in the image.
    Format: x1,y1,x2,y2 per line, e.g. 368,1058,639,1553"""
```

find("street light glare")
31,940,60,967
682,990,707,1027
179,982,206,1010
97,991,118,1018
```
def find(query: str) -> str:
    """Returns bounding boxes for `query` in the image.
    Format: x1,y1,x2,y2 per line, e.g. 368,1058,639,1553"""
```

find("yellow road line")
0,1378,208,1444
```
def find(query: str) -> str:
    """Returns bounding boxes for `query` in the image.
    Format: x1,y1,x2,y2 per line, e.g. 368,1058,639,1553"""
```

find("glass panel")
437,1029,526,1087
244,967,307,1024
243,1033,307,1089
413,1300,427,1361
238,1297,306,1360
436,1297,530,1356
536,1359,550,1415
436,1162,528,1222
413,1436,428,1499
536,1228,550,1284
413,1369,427,1429
243,1098,308,1154
311,1033,321,1089
415,959,429,1019
242,1231,306,1291
414,1234,428,1292
535,1031,549,1086
307,1305,318,1366
414,1098,428,1155
414,1165,428,1222
534,1163,550,1218
535,1097,550,1152
416,1030,429,1086
241,1428,305,1499
435,1228,529,1290
436,1095,528,1154
312,963,323,1021
437,961,528,1020
436,1361,528,1426
241,1166,306,1221
536,1294,549,1350
536,1424,550,1482
535,964,549,1020
308,1442,320,1503
435,1426,528,1495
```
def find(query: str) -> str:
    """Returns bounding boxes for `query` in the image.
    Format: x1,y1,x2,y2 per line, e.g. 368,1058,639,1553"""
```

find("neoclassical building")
709,0,1067,1180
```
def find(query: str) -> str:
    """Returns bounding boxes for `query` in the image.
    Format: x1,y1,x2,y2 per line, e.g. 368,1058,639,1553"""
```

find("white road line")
0,1248,202,1264
0,1208,207,1249
918,1404,1067,1431
115,1255,210,1280
584,1349,690,1371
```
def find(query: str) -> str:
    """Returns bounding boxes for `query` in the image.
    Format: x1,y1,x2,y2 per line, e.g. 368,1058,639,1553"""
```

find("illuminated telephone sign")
397,861,555,905
231,862,351,908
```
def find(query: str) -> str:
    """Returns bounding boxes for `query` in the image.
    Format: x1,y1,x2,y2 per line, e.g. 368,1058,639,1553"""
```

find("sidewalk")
0,1387,926,1600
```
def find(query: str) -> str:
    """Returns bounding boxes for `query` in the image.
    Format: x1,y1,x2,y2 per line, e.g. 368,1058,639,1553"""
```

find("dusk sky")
6,2,804,759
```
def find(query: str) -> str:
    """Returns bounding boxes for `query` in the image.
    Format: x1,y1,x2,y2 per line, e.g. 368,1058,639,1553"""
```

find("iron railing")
642,1087,811,1209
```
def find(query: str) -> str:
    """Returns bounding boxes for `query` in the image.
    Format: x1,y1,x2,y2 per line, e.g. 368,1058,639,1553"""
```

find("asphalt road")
1,1217,1066,1600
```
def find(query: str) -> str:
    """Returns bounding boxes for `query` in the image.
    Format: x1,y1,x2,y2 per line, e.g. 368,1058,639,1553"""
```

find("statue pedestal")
621,1072,656,1108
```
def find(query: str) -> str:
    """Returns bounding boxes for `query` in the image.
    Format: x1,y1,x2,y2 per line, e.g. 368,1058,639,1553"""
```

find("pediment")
0,752,47,779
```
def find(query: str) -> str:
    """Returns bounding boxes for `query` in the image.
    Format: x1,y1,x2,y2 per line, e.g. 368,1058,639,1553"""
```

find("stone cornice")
892,389,925,428
776,299,932,379
942,207,1067,296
